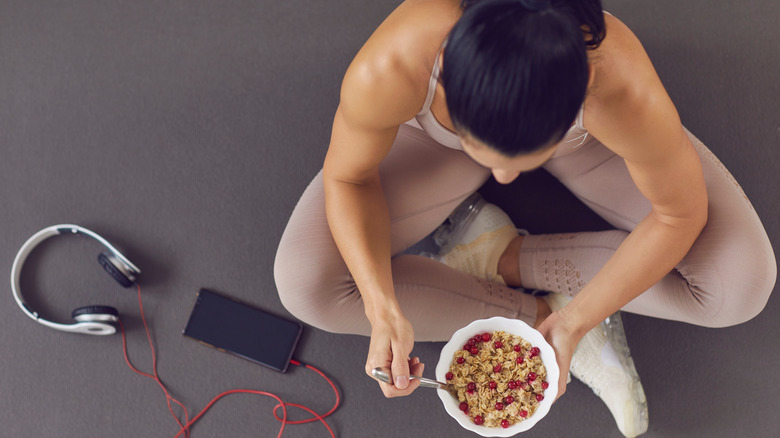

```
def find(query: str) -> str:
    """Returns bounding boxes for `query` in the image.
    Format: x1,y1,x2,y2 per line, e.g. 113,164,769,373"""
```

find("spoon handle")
371,367,448,390
414,376,447,389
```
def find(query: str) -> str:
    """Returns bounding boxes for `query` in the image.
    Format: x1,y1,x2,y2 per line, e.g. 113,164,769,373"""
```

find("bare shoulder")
339,0,461,129
585,13,683,163
588,14,663,110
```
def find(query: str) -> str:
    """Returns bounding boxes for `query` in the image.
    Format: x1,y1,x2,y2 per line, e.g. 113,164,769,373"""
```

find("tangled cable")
119,284,341,437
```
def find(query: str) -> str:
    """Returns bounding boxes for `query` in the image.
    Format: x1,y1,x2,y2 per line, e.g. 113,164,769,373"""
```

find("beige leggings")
274,123,776,341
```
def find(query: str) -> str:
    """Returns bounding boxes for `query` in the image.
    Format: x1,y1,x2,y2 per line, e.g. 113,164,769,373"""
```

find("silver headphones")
11,224,141,335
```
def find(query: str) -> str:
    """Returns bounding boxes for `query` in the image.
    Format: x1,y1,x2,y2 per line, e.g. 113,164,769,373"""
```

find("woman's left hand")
535,310,584,400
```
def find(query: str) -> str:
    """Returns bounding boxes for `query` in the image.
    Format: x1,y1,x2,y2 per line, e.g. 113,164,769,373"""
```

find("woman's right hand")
365,313,424,398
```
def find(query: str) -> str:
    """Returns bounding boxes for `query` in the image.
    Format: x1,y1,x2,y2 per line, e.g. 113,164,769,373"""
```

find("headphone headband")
10,224,141,335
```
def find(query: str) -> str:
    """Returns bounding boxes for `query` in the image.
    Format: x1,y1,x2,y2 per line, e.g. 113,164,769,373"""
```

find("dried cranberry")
505,395,514,404
536,393,545,402
474,415,484,425
467,382,476,392
489,381,497,389
516,357,524,364
513,344,521,352
445,372,454,381
463,344,471,351
530,347,540,357
457,357,465,364
507,381,516,390
519,410,528,418
501,419,510,429
494,341,503,349
493,364,502,373
459,402,468,412
481,333,491,342
541,381,549,389
528,372,537,381
495,402,504,411
470,347,479,355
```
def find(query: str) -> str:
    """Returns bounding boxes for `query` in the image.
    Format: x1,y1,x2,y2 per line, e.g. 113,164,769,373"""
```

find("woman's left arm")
539,14,709,397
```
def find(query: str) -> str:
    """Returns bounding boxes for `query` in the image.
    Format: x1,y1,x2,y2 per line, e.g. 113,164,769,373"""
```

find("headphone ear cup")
72,305,119,323
97,252,135,288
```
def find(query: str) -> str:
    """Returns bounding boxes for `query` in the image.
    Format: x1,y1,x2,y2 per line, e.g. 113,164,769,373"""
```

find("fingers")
535,312,571,402
409,356,425,378
389,327,415,389
364,315,421,398
391,351,411,390
389,357,422,397
370,357,425,398
379,378,420,398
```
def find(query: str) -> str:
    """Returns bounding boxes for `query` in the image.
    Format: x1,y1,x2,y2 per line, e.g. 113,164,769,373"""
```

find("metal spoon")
371,367,449,390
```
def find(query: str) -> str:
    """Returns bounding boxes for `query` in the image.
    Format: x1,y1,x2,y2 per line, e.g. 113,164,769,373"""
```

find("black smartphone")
182,289,303,373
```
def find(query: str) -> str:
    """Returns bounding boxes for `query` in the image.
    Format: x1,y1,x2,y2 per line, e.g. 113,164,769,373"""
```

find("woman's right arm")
323,39,427,397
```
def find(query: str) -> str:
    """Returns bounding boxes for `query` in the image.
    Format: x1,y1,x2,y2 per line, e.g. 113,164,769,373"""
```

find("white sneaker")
433,193,522,285
545,293,649,437
433,193,486,252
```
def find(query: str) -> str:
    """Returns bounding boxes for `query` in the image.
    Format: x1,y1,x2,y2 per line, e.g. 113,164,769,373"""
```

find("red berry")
494,341,503,349
446,372,454,381
463,344,471,351
495,402,504,411
505,395,514,404
501,419,510,429
516,356,525,364
530,347,540,357
513,344,521,352
481,333,491,342
507,381,516,390
474,415,484,425
459,402,468,412
457,357,465,364
470,347,479,355
468,338,476,346
493,364,502,373
519,410,528,418
536,393,545,402
541,381,549,389
489,381,497,389
528,372,537,381
467,382,477,391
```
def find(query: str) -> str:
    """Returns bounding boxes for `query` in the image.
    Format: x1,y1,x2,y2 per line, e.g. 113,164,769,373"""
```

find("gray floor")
1,1,778,437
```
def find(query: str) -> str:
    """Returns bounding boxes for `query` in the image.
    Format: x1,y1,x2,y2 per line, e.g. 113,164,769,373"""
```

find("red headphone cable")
119,284,341,438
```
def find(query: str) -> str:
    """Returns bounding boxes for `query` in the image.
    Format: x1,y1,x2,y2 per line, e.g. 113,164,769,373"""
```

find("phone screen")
182,289,303,373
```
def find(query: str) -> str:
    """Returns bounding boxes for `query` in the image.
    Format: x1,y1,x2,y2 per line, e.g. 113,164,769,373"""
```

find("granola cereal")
446,330,548,428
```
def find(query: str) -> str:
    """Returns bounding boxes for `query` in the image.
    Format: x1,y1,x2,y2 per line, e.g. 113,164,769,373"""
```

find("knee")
273,240,322,325
725,241,776,327
728,261,776,327
697,259,776,328
274,240,366,334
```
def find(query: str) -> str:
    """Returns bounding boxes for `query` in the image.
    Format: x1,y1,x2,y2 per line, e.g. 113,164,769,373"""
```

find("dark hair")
442,0,605,156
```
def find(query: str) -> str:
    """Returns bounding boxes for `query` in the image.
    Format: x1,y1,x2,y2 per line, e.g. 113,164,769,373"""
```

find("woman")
275,0,776,435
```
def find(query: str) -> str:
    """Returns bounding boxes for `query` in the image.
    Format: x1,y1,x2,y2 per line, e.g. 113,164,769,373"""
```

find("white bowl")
435,317,559,436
